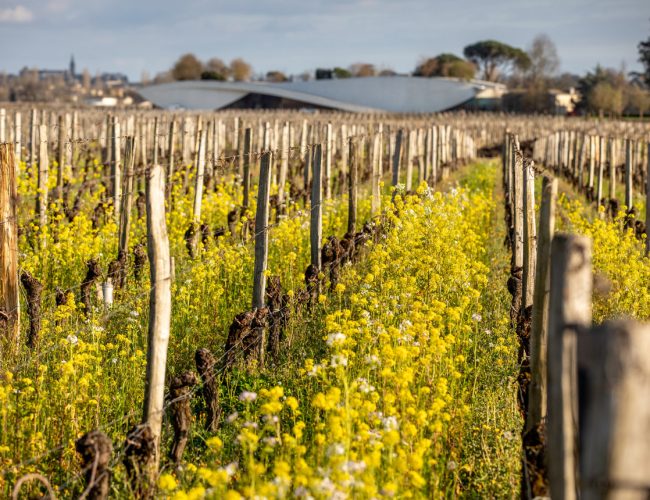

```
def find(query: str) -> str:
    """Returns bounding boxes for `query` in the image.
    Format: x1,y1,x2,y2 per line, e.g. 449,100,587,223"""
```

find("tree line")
153,31,650,117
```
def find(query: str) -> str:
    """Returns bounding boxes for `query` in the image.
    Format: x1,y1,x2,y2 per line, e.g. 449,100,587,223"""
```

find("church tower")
69,55,76,80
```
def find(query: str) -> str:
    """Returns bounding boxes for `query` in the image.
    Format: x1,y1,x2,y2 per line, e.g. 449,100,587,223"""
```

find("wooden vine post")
347,138,358,234
371,133,381,216
142,164,172,477
242,128,252,212
56,114,65,203
325,122,332,199
36,124,49,234
252,146,272,365
167,119,176,199
310,144,323,270
277,122,289,213
112,116,122,222
547,233,592,500
527,176,558,432
119,137,136,255
578,319,650,499
392,129,402,188
624,138,633,209
0,143,19,348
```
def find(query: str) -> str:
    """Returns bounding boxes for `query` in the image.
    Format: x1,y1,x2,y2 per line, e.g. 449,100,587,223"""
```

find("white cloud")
0,5,34,23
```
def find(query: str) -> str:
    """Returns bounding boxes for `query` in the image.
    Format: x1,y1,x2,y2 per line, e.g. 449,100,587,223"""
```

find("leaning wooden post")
347,139,358,234
36,125,49,232
624,138,633,209
0,143,19,347
547,234,592,500
578,319,650,500
310,144,323,270
142,164,172,476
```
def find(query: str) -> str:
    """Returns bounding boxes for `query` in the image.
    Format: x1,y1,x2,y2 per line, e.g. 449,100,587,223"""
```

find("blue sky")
0,0,648,81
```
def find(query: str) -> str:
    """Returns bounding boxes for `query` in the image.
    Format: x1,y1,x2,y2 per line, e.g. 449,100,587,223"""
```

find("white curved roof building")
139,76,502,113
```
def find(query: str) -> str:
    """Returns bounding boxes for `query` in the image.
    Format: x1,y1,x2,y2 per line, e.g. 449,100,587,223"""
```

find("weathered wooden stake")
0,143,19,348
547,233,592,500
578,319,650,500
624,138,633,209
277,122,289,212
372,133,381,216
252,149,272,310
119,137,136,255
112,117,122,222
310,144,323,270
242,128,252,210
348,139,358,234
37,125,49,232
392,129,402,187
527,176,558,433
142,164,172,474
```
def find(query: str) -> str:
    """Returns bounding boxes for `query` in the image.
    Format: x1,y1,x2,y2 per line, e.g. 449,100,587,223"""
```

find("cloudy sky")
0,0,648,81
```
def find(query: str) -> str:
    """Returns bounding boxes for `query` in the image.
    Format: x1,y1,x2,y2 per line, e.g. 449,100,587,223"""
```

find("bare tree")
266,71,288,82
172,53,203,81
528,34,560,83
349,63,376,77
205,58,229,79
230,58,253,82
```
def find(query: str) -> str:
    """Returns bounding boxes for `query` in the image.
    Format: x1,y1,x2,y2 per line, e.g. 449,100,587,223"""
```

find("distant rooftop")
139,77,504,113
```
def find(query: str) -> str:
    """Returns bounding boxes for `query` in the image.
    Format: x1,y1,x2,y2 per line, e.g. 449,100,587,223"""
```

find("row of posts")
504,132,650,500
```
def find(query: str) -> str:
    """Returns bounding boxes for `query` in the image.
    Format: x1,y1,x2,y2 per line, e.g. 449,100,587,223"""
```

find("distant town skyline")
0,0,648,82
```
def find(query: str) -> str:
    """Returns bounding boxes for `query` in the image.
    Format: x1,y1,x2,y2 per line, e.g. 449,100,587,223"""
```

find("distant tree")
349,63,376,77
549,72,581,90
172,53,203,81
527,34,560,83
333,67,352,79
205,58,229,80
266,70,289,82
201,71,226,81
638,34,650,86
153,71,174,84
577,65,627,115
299,71,311,81
589,82,624,117
626,84,650,117
463,40,531,81
230,58,253,81
414,54,476,79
